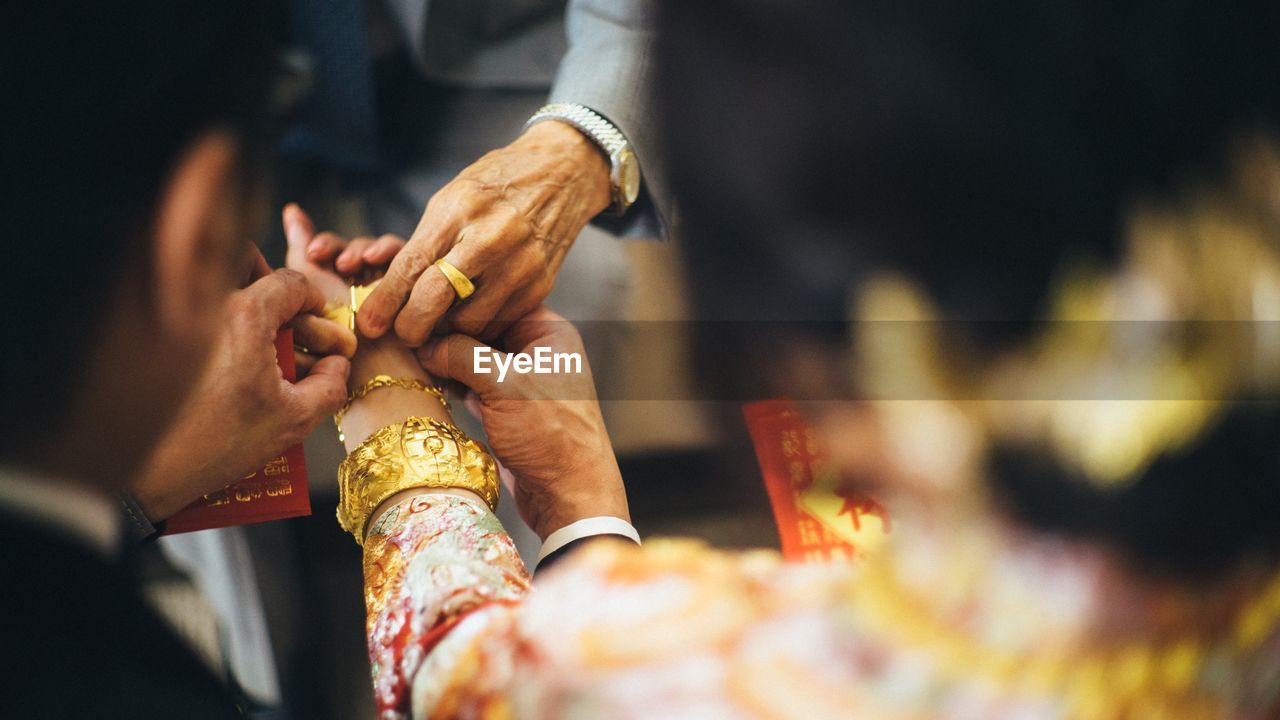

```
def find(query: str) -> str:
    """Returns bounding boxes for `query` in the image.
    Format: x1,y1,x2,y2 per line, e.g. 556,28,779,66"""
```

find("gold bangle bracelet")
334,374,450,442
337,416,499,545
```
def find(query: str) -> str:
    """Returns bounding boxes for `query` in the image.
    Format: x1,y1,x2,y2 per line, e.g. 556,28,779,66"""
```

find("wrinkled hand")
417,306,628,540
131,265,355,521
356,121,611,344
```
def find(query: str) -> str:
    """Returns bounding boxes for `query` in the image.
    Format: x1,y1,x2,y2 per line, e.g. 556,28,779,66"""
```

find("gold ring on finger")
434,259,475,301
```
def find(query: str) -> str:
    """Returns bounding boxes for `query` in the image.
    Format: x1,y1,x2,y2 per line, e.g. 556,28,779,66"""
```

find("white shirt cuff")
536,516,641,567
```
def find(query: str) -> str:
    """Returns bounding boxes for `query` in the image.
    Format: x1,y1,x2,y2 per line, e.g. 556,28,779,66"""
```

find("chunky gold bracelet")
337,416,499,545
334,375,450,442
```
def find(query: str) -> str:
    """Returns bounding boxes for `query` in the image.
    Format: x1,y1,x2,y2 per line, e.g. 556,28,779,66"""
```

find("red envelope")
163,329,312,535
744,399,888,563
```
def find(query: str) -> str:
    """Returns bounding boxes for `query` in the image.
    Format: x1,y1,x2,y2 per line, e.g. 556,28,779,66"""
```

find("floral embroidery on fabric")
363,494,530,719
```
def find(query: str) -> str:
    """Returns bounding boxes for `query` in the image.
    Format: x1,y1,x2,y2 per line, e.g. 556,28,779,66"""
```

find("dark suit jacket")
0,512,243,719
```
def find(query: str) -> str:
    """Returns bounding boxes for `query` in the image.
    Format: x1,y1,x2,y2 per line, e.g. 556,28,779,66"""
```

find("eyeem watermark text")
474,346,582,382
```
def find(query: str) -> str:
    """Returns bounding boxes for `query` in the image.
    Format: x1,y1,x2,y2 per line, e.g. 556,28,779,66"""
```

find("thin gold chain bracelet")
335,374,451,442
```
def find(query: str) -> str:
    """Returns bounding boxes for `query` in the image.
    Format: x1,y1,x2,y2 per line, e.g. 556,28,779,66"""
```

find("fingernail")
307,239,323,256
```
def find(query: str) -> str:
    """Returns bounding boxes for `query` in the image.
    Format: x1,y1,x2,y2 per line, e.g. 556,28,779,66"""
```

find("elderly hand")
352,121,611,345
131,259,356,521
417,306,628,540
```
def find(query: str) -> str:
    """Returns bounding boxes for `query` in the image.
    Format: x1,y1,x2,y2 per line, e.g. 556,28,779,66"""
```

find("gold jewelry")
334,374,450,443
322,279,382,333
852,138,1280,490
433,259,475,300
322,303,353,333
350,281,378,316
337,416,499,544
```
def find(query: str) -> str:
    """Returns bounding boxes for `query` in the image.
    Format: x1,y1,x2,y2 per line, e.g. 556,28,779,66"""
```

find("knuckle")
503,295,537,323
312,388,337,418
274,267,306,288
243,380,275,416
528,276,555,302
423,186,456,214
497,208,531,239
396,246,431,274
379,259,416,293
451,316,486,337
314,231,342,246
228,293,262,325
327,383,348,409
443,334,471,359
418,269,455,303
512,248,545,278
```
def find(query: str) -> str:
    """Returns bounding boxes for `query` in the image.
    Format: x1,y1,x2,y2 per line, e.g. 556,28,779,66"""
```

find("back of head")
659,0,1280,329
0,1,272,461
656,0,1280,575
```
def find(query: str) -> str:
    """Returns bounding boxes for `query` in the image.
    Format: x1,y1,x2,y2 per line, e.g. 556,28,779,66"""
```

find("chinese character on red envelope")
163,329,311,535
743,399,888,563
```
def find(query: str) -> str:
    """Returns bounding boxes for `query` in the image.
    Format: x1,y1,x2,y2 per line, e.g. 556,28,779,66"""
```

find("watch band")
526,102,629,157
525,103,637,215
116,490,164,543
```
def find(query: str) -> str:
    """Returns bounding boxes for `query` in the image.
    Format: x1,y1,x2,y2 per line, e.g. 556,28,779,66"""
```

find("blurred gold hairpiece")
854,136,1280,489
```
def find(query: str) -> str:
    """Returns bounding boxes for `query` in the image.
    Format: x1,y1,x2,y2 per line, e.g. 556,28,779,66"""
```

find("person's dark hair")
0,2,274,459
657,0,1280,575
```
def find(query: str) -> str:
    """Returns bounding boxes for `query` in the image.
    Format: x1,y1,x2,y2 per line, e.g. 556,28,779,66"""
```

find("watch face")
618,150,641,205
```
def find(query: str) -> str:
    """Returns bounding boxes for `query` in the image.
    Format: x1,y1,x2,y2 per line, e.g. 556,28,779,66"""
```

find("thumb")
286,354,350,429
417,334,506,399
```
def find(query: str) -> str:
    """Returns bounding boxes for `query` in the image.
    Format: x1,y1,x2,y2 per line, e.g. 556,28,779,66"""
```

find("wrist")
129,466,206,522
349,336,427,388
127,483,175,523
529,468,629,540
342,337,451,450
517,121,611,215
131,434,240,522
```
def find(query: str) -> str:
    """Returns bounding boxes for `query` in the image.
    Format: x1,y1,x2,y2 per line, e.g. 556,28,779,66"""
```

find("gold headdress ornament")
854,136,1280,490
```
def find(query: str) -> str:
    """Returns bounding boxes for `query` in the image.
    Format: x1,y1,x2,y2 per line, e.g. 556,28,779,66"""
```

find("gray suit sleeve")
549,0,671,238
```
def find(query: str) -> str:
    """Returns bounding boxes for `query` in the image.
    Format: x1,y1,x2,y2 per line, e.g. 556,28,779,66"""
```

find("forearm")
343,336,532,717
